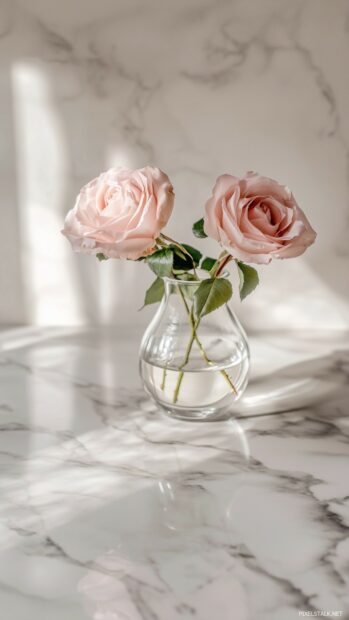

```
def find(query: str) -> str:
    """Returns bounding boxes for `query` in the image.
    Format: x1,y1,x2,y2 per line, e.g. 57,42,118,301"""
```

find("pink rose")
204,172,316,264
62,166,174,260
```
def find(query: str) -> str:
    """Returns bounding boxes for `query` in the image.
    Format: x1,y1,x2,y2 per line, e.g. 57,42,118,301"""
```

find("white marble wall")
0,0,349,330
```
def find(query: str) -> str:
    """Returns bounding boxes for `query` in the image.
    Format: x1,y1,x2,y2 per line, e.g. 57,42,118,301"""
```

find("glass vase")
139,275,250,421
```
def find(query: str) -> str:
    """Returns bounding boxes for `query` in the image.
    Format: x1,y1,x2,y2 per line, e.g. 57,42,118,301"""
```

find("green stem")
172,314,237,403
210,251,232,278
160,369,167,390
155,244,236,403
173,314,199,403
172,272,238,404
192,330,237,395
160,281,194,393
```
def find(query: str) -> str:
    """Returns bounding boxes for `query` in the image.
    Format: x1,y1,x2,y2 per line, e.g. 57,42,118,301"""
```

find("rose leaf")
141,277,165,309
96,252,108,261
200,256,216,271
194,278,232,318
237,261,259,300
181,244,202,266
192,218,208,239
145,248,173,277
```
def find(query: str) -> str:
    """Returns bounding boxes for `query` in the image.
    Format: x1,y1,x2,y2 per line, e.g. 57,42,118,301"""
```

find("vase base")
159,404,232,422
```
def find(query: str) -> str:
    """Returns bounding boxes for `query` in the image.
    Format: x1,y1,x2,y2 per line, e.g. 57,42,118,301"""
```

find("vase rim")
162,270,230,285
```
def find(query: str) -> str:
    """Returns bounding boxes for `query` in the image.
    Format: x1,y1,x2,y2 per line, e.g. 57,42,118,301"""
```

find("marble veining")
0,326,348,619
0,0,349,328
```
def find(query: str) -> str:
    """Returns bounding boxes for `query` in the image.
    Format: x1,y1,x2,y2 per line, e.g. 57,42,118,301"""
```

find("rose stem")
210,252,232,278
179,284,235,385
157,240,236,401
160,369,167,390
172,314,237,404
173,294,237,403
159,233,199,391
173,312,199,404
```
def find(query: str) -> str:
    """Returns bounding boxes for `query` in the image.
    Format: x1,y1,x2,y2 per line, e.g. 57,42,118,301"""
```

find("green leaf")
170,244,202,271
200,256,216,271
194,277,232,318
181,244,202,266
141,277,165,308
145,248,173,277
164,244,186,260
96,252,108,261
177,272,200,301
171,247,193,271
237,261,259,300
192,218,207,239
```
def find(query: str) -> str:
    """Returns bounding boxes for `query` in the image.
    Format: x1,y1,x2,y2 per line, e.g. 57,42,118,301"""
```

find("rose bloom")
204,171,316,264
62,166,174,260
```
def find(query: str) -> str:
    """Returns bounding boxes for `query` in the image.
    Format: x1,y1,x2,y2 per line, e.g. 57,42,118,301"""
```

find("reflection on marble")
0,326,348,619
1,0,349,328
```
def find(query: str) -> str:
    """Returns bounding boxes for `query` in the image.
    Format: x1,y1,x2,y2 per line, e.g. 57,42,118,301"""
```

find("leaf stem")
210,252,232,278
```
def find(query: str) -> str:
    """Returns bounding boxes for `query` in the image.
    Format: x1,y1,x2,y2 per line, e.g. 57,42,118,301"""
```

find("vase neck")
162,274,230,300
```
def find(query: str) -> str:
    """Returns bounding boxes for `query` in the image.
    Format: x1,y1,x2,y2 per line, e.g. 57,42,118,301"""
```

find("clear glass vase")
139,275,250,421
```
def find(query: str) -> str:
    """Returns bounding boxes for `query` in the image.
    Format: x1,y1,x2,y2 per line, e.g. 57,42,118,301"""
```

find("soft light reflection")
98,259,116,323
242,260,349,332
0,326,82,353
227,419,251,458
106,146,133,171
11,61,82,325
0,415,250,551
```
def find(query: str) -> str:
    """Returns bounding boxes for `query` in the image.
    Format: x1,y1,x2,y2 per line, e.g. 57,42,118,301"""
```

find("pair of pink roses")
62,166,316,265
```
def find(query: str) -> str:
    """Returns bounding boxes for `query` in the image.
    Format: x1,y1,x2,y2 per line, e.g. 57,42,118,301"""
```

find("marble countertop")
0,326,348,620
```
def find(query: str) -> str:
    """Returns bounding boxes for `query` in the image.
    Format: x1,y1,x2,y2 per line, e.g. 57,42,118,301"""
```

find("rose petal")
62,166,174,260
204,171,316,263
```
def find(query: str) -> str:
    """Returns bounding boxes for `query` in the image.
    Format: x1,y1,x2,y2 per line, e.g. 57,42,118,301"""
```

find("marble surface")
1,0,349,329
0,326,349,619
